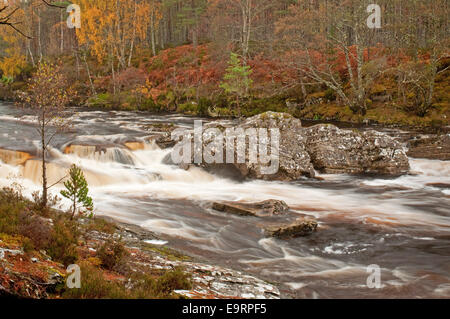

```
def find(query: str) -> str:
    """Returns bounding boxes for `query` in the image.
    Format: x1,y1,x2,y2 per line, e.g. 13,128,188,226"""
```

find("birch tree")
16,62,72,209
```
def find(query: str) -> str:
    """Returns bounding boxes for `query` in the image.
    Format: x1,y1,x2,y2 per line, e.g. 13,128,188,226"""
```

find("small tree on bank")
220,52,253,116
17,62,72,209
61,164,93,220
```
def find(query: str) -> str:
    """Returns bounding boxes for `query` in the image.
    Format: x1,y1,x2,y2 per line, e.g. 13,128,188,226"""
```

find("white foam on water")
2,143,449,231
1,103,450,297
362,158,450,190
143,240,168,246
285,282,308,290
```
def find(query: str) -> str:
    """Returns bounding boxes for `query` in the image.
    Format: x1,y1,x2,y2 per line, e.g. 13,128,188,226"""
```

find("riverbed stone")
212,199,290,217
264,219,318,238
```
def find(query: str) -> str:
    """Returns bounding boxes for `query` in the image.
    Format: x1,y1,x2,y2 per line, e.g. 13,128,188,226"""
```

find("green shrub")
132,268,192,299
62,262,130,299
324,88,337,101
97,239,130,273
46,216,79,266
215,107,235,117
137,97,160,111
154,268,192,296
0,187,27,235
22,237,35,253
177,102,198,114
242,97,287,116
86,217,116,234
197,97,212,116
18,212,52,250
88,93,112,108
62,263,192,299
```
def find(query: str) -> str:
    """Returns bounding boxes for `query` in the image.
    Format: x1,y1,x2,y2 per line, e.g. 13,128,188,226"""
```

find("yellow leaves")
76,0,158,63
0,6,27,78
139,86,149,95
19,62,71,116
0,54,26,78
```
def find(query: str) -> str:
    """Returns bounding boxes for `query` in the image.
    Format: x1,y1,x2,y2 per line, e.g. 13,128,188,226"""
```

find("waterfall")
64,144,137,165
0,149,33,166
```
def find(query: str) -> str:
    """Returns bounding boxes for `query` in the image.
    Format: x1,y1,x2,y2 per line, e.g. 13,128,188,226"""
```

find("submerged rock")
142,123,179,149
153,133,178,149
212,199,290,217
124,141,146,151
426,183,450,189
304,124,410,176
264,219,318,238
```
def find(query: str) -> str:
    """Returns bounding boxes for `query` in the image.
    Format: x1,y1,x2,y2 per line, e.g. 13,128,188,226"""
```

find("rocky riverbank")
0,211,280,299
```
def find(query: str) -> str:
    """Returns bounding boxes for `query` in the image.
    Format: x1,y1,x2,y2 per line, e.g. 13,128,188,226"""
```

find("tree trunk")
41,117,47,208
128,0,137,67
74,31,80,80
83,53,96,96
355,36,366,115
111,55,117,95
71,195,76,219
151,11,157,56
60,9,64,54
241,0,251,62
38,8,43,62
192,28,198,49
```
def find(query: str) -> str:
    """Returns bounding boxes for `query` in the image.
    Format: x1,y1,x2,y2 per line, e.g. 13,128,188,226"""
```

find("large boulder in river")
304,124,410,175
236,112,316,180
168,112,410,180
169,112,315,181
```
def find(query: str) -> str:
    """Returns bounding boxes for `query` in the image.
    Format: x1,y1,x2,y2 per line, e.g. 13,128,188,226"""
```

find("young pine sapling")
61,164,94,219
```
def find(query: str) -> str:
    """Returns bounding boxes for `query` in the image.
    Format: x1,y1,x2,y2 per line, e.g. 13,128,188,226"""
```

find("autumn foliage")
0,0,448,125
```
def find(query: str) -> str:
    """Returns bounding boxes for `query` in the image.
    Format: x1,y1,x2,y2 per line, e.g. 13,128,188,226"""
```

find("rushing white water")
0,103,449,298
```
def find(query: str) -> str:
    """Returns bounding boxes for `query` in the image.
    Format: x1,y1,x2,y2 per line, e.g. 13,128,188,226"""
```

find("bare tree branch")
0,1,67,38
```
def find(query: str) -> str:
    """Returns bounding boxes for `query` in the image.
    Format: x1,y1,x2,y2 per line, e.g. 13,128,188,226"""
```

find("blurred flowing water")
0,102,449,298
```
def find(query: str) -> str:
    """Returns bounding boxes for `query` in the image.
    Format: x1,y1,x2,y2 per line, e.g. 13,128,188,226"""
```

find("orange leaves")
145,44,221,94
115,67,147,91
249,55,281,83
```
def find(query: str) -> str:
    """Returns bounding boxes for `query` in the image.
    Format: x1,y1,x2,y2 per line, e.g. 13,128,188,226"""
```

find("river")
0,102,449,298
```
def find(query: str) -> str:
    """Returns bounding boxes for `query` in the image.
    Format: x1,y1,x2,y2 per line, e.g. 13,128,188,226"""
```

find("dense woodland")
0,0,449,127
0,0,449,300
